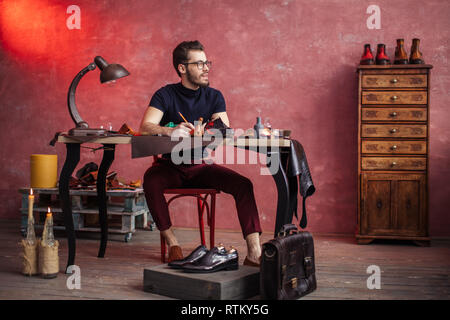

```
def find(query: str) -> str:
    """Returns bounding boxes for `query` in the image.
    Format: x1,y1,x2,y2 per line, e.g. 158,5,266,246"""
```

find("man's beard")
186,69,209,88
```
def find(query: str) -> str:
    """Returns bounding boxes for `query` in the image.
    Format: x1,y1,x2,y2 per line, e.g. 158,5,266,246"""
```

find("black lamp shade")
94,56,130,83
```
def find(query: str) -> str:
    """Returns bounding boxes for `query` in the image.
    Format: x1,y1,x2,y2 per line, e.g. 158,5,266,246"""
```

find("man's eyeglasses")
183,60,212,70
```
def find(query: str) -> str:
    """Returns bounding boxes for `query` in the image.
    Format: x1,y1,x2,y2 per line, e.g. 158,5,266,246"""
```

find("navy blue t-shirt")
149,82,226,125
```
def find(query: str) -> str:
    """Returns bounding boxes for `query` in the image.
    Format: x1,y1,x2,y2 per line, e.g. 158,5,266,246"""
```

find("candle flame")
30,188,33,195
47,206,52,217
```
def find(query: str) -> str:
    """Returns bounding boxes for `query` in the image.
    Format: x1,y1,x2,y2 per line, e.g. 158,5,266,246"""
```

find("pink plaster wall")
1,0,449,237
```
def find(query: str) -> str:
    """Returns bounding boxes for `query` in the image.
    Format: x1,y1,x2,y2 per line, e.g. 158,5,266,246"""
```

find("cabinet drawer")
362,74,427,88
361,140,427,154
361,107,427,122
361,157,426,170
362,91,427,105
361,124,427,138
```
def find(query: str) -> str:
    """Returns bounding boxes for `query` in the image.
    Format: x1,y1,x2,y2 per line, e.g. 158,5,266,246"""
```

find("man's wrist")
162,126,174,136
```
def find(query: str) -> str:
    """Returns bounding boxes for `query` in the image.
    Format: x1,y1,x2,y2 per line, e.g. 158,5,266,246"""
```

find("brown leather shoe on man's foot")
243,256,260,267
168,245,183,263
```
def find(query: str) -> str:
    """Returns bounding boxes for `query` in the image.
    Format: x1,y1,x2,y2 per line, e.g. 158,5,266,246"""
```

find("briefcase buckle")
291,277,297,289
304,256,312,277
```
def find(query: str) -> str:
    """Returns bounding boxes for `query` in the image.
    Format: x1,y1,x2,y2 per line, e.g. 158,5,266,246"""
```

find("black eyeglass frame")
183,60,212,70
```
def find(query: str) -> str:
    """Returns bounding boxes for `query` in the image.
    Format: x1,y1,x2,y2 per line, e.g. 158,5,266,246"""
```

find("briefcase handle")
278,224,298,237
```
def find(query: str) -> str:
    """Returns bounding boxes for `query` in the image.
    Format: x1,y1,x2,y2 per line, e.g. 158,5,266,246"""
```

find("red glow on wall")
0,0,65,58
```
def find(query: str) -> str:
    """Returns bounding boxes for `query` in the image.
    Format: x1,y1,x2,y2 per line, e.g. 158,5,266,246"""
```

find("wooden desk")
57,133,293,271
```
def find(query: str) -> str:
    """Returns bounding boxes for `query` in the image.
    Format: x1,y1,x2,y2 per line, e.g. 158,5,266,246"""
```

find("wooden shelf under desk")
19,187,154,242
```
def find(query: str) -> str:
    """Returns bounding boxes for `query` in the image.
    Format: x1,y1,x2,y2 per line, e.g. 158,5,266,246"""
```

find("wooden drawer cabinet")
357,65,432,246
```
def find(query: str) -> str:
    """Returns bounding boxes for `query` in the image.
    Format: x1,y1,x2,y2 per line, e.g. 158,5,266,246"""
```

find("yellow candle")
28,188,34,220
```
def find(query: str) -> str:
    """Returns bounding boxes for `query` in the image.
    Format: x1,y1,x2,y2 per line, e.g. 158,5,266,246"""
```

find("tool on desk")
194,117,204,136
254,117,264,138
178,112,189,123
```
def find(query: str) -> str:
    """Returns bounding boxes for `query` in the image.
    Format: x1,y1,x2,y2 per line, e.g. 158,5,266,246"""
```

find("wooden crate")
19,187,155,242
143,264,260,300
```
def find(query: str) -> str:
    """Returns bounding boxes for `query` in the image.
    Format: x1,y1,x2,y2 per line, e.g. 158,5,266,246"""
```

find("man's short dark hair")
173,40,204,77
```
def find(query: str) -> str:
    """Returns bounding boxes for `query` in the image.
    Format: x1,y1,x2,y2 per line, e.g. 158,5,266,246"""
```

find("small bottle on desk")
254,117,264,138
194,117,204,136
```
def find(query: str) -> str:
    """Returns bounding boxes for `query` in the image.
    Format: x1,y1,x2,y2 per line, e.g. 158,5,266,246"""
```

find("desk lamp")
67,56,130,136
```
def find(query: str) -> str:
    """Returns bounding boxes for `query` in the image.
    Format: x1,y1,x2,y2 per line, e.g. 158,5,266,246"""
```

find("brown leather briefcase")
260,224,316,300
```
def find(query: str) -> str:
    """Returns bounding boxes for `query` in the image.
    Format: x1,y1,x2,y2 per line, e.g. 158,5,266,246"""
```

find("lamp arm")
67,62,96,128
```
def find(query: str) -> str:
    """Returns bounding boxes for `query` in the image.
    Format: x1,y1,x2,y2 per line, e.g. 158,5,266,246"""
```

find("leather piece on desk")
131,136,217,159
286,139,315,229
50,132,132,146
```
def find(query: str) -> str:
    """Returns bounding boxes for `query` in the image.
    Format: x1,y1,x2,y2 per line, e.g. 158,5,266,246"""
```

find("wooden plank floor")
0,219,448,300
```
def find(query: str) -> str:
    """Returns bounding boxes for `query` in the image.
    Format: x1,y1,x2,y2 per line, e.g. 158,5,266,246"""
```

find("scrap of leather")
286,139,315,229
76,162,98,179
118,123,136,135
68,161,139,190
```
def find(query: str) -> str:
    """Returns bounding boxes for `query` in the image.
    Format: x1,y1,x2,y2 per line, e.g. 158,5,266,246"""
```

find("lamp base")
68,127,108,136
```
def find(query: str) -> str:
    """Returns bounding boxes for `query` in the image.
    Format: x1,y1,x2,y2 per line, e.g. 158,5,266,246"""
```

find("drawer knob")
376,200,382,209
391,145,398,150
391,95,399,100
391,78,398,84
390,128,397,134
391,161,397,167
390,112,398,117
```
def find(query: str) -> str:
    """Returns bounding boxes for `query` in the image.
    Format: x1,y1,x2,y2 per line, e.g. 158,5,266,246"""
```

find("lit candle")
28,188,34,220
43,206,55,246
47,206,52,218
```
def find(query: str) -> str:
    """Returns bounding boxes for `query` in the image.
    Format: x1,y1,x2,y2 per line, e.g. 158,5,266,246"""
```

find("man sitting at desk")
139,40,262,266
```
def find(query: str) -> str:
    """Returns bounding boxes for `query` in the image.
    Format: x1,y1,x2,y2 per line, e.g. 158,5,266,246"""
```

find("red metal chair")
152,155,219,263
160,188,219,263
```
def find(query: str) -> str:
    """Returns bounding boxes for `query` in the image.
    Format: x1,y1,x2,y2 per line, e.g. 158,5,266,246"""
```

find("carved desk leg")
97,144,116,258
267,150,291,237
59,143,81,272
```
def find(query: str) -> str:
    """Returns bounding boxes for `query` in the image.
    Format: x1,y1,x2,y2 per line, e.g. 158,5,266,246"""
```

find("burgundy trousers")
143,158,262,238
